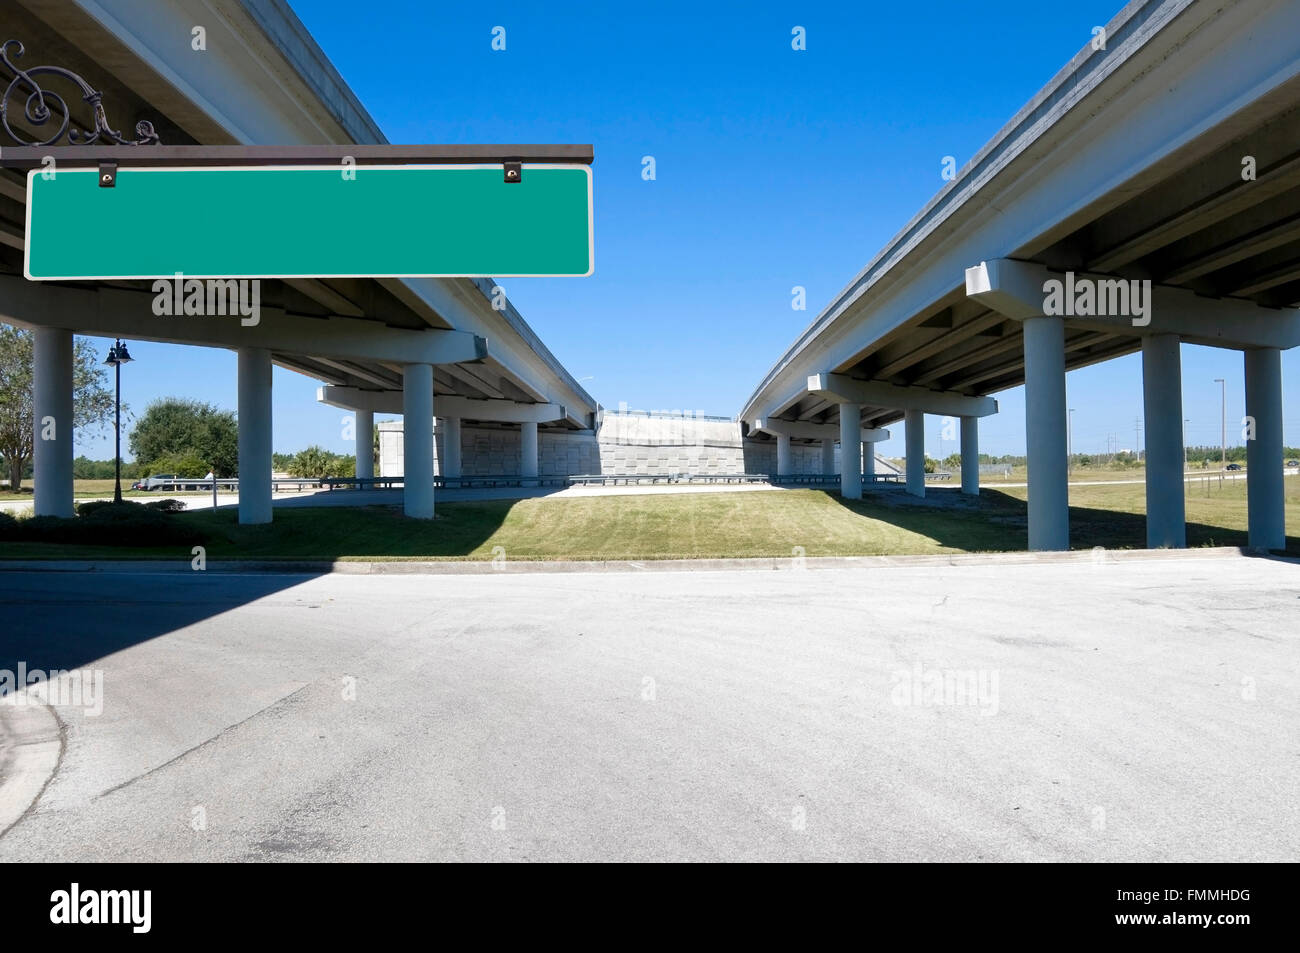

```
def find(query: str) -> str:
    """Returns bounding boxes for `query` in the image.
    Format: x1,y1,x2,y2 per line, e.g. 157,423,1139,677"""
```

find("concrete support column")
32,327,74,517
1141,335,1186,548
1245,347,1285,551
838,404,862,500
520,421,539,480
960,416,979,496
236,347,273,525
402,363,434,519
821,438,836,475
905,409,925,498
776,433,792,477
863,443,875,483
440,417,462,479
1023,315,1069,550
355,409,374,481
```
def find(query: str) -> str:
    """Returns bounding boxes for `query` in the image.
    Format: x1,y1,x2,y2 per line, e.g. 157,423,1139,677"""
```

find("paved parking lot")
1,552,1296,861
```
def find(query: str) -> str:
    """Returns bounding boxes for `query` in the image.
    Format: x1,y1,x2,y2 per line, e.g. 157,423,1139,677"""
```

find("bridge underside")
748,0,1300,547
1,0,594,524
774,96,1300,434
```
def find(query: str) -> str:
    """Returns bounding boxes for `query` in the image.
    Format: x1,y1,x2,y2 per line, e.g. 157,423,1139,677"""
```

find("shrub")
76,504,204,546
0,510,18,540
14,501,206,547
287,446,355,479
144,450,209,479
18,515,78,543
79,498,187,516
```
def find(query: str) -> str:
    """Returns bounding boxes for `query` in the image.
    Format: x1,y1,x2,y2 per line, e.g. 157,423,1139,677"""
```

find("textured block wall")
376,416,887,478
458,428,601,477
377,421,599,477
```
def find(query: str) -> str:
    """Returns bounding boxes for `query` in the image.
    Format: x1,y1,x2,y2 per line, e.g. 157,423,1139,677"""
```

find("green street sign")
24,164,593,280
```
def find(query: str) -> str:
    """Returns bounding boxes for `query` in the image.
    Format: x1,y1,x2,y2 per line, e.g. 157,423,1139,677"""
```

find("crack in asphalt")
91,682,312,802
0,700,67,843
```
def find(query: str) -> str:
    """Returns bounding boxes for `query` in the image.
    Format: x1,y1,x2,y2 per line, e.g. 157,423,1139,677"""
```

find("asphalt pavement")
1,552,1296,861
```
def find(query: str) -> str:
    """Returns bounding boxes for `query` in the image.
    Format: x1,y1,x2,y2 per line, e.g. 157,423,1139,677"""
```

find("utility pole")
1134,416,1142,463
1183,418,1190,472
1214,378,1226,468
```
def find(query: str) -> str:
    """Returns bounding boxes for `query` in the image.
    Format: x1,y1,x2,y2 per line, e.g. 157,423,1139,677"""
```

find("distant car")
1225,463,1243,471
131,480,145,491
1287,459,1300,468
142,473,176,490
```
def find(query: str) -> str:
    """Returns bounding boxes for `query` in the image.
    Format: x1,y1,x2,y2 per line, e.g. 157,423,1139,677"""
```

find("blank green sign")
25,164,593,279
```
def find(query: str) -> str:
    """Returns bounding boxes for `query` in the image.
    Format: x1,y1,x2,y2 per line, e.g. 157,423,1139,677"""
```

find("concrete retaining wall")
599,414,745,475
378,420,600,478
376,415,890,478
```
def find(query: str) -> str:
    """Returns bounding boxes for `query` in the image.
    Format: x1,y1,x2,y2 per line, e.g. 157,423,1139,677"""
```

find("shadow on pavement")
0,497,520,682
829,486,1298,554
0,571,327,690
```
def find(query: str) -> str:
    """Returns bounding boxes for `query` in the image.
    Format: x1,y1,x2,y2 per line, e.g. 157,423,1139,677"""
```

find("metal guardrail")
440,476,568,489
772,473,904,485
320,476,569,490
139,478,238,492
141,477,346,492
567,473,768,486
142,468,972,495
273,478,326,492
321,477,403,490
772,473,839,486
119,465,1294,504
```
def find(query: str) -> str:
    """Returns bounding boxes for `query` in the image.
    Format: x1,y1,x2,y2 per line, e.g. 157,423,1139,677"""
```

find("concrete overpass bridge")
0,0,596,522
740,0,1300,551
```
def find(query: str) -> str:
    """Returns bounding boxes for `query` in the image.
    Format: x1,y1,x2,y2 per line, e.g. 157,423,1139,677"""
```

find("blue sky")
77,0,1297,460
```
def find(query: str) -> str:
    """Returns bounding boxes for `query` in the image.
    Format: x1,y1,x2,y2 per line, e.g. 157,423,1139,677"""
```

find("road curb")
0,694,62,838
0,545,1289,575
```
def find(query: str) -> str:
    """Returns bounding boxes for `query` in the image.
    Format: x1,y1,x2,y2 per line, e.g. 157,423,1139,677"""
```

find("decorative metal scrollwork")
1,39,160,146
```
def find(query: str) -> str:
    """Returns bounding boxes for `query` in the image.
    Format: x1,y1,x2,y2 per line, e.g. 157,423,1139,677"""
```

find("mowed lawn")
1,476,1296,561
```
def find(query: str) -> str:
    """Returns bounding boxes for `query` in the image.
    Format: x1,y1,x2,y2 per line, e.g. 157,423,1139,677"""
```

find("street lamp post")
1183,418,1190,472
103,339,133,503
1213,378,1226,469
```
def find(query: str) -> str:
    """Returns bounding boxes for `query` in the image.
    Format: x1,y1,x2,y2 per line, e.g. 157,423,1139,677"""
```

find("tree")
73,456,143,480
130,398,238,476
0,326,115,490
286,445,355,479
73,456,114,480
145,449,209,478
